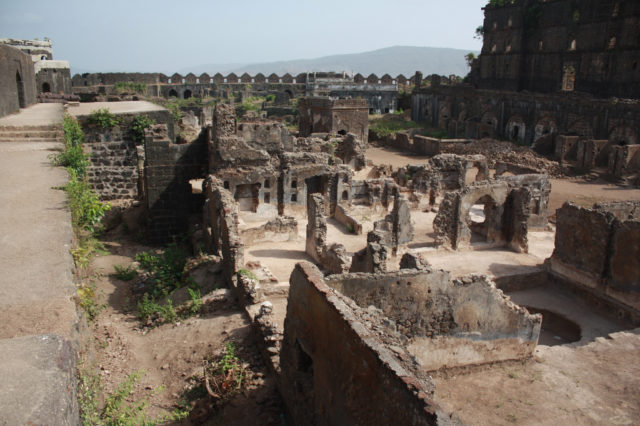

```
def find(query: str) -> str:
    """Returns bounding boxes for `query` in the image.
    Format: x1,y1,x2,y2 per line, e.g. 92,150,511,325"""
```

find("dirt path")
86,233,283,424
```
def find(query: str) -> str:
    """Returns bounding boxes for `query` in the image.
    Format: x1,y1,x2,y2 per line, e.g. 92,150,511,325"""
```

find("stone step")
0,131,63,139
0,138,63,143
0,124,62,132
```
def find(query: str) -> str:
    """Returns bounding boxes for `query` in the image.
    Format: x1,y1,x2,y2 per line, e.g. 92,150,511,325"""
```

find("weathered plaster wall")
549,201,640,312
0,45,37,118
280,262,450,425
326,269,541,372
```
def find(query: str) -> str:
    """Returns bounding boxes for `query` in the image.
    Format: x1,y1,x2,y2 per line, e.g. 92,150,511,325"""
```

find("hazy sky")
0,0,487,73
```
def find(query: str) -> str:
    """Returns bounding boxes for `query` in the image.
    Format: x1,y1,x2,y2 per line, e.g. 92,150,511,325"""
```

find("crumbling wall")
280,262,448,425
203,176,244,286
144,124,208,243
499,174,551,228
334,133,366,170
298,97,369,144
433,178,538,252
334,204,362,235
325,269,541,372
549,201,640,311
240,216,298,246
372,194,414,250
608,145,640,179
305,194,350,274
349,240,388,274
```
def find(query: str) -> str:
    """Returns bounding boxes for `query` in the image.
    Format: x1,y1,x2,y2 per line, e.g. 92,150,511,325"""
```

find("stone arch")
506,116,526,143
468,194,499,244
168,89,178,98
534,116,557,141
42,82,51,93
609,126,638,146
183,89,192,99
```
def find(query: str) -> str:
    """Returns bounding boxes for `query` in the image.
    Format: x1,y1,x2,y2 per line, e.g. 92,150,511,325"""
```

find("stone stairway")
0,124,63,143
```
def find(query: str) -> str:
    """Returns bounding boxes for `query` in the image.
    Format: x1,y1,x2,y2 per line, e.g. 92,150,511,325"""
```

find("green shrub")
137,293,178,324
187,288,203,315
135,244,187,296
63,114,83,147
205,342,247,400
54,115,89,175
113,264,137,281
130,114,155,145
237,268,258,281
87,108,119,129
72,235,108,269
53,143,90,176
76,281,105,321
65,169,111,232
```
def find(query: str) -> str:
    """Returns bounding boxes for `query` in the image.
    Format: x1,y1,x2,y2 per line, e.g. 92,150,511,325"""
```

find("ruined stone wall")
549,201,640,312
334,204,363,235
240,216,298,246
412,86,640,147
35,67,71,95
477,0,640,99
305,194,350,274
280,262,447,425
608,144,640,178
144,124,208,243
203,177,244,286
0,45,37,118
78,110,174,201
326,269,541,371
433,179,533,252
298,97,369,144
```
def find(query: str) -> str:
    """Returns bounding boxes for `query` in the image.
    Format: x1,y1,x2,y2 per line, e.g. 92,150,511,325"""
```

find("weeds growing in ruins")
65,169,112,233
236,96,266,118
237,268,258,281
54,114,89,175
130,114,155,145
77,367,189,425
204,342,248,401
133,244,206,326
87,108,120,129
113,81,147,94
76,280,105,321
113,264,137,281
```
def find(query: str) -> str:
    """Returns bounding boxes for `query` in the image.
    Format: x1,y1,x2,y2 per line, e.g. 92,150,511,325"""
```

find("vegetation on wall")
113,81,147,94
87,108,120,129
130,114,155,145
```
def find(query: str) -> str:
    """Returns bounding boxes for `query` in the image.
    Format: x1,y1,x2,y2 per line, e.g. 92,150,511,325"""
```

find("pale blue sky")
0,0,487,73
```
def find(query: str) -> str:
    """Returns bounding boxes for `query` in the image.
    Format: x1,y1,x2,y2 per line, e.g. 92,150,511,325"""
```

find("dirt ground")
434,328,640,425
85,231,283,425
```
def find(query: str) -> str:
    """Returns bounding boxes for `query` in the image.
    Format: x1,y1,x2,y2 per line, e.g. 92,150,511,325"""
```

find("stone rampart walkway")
0,104,79,424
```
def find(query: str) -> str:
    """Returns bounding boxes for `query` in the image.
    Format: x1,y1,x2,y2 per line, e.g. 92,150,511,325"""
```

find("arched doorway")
168,89,178,98
468,195,497,244
16,72,26,108
183,89,192,99
42,82,51,93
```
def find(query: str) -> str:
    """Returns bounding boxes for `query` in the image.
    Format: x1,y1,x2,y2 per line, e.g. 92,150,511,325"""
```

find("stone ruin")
67,90,640,423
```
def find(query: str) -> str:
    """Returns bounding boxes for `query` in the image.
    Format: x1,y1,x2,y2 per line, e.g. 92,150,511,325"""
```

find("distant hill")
184,46,478,78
